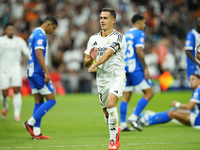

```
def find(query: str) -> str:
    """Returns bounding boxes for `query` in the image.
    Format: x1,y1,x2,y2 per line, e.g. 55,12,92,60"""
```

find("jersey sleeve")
109,34,125,53
34,33,45,50
184,32,194,51
135,31,145,49
19,37,29,57
190,88,200,104
84,36,94,55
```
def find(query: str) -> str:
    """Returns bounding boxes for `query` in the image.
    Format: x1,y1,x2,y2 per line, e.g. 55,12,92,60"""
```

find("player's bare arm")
171,101,196,110
136,47,150,79
84,47,97,68
88,48,114,73
186,50,200,67
196,43,200,61
35,49,50,83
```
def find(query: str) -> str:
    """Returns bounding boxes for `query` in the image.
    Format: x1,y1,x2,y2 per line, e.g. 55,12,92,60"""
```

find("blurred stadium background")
0,0,200,96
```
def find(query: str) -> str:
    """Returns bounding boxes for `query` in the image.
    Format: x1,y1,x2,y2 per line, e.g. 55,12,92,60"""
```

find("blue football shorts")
28,74,54,95
124,70,152,92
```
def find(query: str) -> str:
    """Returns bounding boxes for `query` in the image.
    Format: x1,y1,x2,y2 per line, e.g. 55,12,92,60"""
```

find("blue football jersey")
190,86,200,114
184,29,200,77
124,27,145,73
27,27,48,77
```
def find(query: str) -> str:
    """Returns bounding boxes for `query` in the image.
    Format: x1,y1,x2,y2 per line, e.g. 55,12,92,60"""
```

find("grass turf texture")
0,91,200,150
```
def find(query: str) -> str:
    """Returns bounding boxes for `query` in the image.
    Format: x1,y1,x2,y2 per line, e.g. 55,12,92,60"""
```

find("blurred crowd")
0,0,200,94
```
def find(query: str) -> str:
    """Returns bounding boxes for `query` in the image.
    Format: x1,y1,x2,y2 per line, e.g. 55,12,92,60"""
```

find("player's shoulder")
186,29,195,37
109,30,124,42
125,28,144,37
33,28,45,38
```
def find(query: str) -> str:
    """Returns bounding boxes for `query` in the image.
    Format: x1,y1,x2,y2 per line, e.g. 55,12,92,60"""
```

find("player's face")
46,23,57,34
190,75,200,89
5,26,15,38
139,19,146,30
196,17,200,32
100,11,115,31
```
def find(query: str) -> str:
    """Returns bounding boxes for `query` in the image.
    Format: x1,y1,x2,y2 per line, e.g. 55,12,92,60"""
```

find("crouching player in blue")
23,16,58,139
139,73,200,128
119,14,154,131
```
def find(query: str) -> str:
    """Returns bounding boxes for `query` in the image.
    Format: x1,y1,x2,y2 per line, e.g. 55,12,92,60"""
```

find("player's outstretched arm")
171,101,196,110
35,49,50,83
88,48,114,73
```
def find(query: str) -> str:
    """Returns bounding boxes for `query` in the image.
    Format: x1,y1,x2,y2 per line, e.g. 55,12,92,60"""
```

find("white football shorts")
124,78,151,92
97,75,126,108
0,72,22,90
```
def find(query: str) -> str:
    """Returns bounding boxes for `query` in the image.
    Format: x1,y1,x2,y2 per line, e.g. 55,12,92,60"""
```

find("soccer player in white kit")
84,8,126,150
0,23,29,121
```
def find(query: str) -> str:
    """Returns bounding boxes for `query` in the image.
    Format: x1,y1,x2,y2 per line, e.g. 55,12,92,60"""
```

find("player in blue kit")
23,16,58,139
119,14,154,131
185,16,200,83
139,73,200,128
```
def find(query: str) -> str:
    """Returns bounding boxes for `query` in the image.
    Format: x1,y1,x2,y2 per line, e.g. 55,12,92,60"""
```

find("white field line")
0,142,199,149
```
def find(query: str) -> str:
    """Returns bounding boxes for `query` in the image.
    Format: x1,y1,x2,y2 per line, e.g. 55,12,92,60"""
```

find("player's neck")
101,28,114,37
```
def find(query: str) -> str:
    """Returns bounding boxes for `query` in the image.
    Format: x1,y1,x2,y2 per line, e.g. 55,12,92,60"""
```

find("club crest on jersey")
140,37,144,43
107,39,111,45
37,39,43,45
186,40,190,46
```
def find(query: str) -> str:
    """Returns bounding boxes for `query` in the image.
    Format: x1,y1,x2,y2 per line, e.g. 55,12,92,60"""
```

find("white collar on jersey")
99,29,116,37
35,27,46,35
130,27,139,31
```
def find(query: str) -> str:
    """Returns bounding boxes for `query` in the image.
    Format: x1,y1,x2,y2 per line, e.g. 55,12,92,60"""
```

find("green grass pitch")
0,91,200,150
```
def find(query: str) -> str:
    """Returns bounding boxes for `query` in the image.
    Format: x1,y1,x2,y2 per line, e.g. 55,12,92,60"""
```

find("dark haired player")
23,16,58,139
84,8,126,150
139,74,200,128
119,14,154,131
0,23,29,121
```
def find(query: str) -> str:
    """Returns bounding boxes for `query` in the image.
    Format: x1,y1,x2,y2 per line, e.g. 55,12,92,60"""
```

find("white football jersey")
0,35,28,74
85,30,126,86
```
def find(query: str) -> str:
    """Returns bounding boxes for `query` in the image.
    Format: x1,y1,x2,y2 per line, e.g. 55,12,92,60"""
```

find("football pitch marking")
0,142,199,149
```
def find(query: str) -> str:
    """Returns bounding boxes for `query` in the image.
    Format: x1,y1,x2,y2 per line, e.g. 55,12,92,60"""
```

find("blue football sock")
148,111,171,125
33,100,56,121
133,97,148,116
33,103,43,127
120,101,128,122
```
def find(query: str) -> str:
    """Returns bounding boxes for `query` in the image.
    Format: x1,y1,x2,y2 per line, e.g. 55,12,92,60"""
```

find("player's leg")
119,72,134,131
107,93,120,149
140,110,172,126
0,73,10,119
168,109,191,126
13,87,22,121
1,89,9,119
11,71,23,121
120,91,134,131
128,78,153,131
107,76,125,150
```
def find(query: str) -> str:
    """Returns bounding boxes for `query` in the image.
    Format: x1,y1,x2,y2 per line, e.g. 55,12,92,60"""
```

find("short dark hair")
131,14,144,24
44,16,58,25
191,73,200,79
5,22,14,29
101,8,116,19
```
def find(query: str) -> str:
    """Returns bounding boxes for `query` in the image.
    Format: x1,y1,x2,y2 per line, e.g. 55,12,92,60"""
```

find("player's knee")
168,110,177,119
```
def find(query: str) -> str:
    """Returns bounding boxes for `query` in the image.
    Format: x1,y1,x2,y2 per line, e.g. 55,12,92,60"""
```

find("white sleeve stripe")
191,98,200,103
136,44,144,48
109,47,116,52
184,46,193,50
35,46,44,50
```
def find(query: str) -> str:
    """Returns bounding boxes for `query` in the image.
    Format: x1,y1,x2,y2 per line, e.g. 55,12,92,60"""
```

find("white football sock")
1,96,9,110
27,117,36,126
33,127,41,136
128,114,138,121
120,122,128,129
13,93,22,117
107,107,118,142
